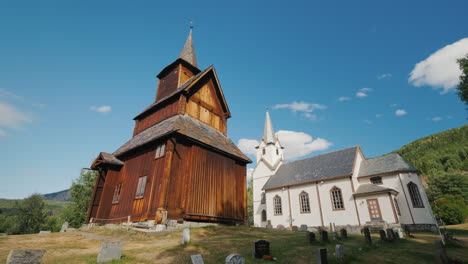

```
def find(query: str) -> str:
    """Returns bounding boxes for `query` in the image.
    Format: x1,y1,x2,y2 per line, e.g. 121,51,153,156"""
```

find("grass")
0,198,70,216
0,224,467,263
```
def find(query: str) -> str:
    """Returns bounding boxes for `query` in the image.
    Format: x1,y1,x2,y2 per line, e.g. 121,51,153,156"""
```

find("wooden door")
366,199,382,221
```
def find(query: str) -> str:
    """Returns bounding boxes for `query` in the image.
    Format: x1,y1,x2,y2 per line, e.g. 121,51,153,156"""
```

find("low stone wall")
401,224,437,233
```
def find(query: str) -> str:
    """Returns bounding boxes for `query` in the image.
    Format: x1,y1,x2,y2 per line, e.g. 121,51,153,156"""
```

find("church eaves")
179,29,198,68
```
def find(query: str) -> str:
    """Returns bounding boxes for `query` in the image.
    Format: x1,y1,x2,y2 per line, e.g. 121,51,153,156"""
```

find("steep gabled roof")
114,114,251,163
91,152,124,169
358,153,418,178
263,147,358,190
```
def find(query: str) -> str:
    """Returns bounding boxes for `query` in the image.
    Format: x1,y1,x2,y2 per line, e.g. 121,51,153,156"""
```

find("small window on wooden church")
299,191,311,213
394,197,401,216
135,176,147,198
407,182,424,208
261,210,267,222
112,183,122,203
273,195,282,215
331,186,344,210
155,143,166,158
261,192,266,204
370,176,382,185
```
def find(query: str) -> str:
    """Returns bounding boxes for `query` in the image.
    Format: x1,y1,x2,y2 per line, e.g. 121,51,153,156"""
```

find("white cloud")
409,38,468,93
0,129,6,136
276,130,332,160
395,109,407,116
432,116,442,122
0,102,31,129
90,105,112,113
0,88,24,101
356,92,368,98
359,88,373,92
273,101,327,113
304,113,317,120
337,97,351,102
376,114,383,118
237,138,259,157
378,73,392,80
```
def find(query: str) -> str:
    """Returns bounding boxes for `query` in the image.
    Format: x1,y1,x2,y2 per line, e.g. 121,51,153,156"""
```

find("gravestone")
332,232,340,241
379,230,387,241
60,222,69,232
434,240,448,264
225,254,245,264
431,225,438,233
7,249,45,264
276,224,285,230
340,228,347,239
397,228,404,238
155,224,166,232
39,231,51,234
0,233,6,236
363,227,372,245
307,231,316,243
291,226,298,231
300,224,308,232
191,254,204,264
265,224,273,229
335,244,344,259
386,228,395,241
97,242,122,263
167,220,178,227
181,228,190,244
404,227,411,237
316,248,328,264
320,230,329,243
394,229,400,239
252,240,270,259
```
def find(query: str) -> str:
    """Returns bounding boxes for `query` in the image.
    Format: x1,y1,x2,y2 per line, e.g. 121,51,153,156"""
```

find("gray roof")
179,29,198,68
262,111,277,144
113,114,251,163
354,184,398,196
100,152,124,166
358,153,418,178
263,147,358,190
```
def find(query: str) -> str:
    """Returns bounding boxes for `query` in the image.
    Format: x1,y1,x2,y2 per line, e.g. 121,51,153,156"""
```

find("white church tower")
252,110,284,227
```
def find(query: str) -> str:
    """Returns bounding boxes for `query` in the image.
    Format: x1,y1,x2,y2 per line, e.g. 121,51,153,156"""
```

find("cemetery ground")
0,224,467,264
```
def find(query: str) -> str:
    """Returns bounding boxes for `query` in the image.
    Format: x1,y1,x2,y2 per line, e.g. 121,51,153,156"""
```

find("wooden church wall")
133,97,181,136
156,65,181,100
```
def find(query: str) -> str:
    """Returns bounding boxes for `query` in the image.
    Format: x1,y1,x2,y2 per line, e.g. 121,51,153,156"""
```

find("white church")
252,111,437,232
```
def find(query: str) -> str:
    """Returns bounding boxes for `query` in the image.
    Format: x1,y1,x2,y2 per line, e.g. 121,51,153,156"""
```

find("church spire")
262,109,276,144
179,27,198,68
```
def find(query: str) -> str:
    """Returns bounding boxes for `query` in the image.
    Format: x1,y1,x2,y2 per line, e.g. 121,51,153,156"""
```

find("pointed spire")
262,109,277,144
179,27,198,68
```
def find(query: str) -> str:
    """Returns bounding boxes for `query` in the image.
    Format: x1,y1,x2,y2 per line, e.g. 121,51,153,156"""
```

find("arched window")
261,192,266,204
261,210,267,222
273,195,282,215
394,197,401,216
299,191,311,213
407,182,424,208
330,186,344,210
370,176,382,184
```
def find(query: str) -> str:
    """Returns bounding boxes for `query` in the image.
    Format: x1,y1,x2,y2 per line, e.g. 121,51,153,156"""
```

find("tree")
42,216,62,232
247,175,253,226
433,195,468,225
62,169,97,228
16,194,47,234
457,54,468,113
426,173,468,205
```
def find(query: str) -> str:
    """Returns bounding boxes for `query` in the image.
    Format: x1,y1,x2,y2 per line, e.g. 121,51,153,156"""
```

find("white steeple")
256,110,283,166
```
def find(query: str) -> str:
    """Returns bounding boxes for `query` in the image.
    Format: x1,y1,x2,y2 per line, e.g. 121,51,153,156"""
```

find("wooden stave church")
86,30,252,225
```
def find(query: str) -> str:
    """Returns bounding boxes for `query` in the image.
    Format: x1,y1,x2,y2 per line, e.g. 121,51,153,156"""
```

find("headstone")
363,227,372,245
267,220,271,226
167,220,178,227
276,224,285,230
300,224,308,231
181,228,190,244
225,254,245,264
0,233,7,236
335,244,344,259
307,231,316,243
191,254,204,264
291,226,299,231
265,224,273,229
332,232,340,240
394,229,400,239
316,248,328,264
6,249,45,264
97,242,122,263
397,228,404,238
252,240,270,259
386,228,395,241
60,221,69,232
39,231,51,234
431,225,437,233
320,230,329,243
434,240,448,264
340,228,347,239
155,224,166,232
379,230,387,241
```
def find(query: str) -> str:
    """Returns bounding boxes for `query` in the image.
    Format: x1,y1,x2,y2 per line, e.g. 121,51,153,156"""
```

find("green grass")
0,198,71,216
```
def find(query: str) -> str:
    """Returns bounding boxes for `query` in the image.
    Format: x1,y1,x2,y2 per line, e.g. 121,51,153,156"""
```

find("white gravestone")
97,242,122,263
39,231,51,234
191,254,204,264
60,222,69,232
335,244,344,259
225,254,245,264
7,249,46,264
181,228,190,244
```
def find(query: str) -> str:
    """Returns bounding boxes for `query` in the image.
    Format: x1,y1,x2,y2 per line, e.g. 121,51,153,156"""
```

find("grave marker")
332,232,340,241
181,228,190,244
252,240,270,259
363,227,372,245
60,222,69,233
316,248,328,264
386,228,395,241
307,231,316,243
340,228,347,239
300,224,308,232
320,229,329,243
291,226,298,231
335,244,344,259
394,229,400,239
191,254,204,264
97,242,122,263
379,230,387,241
7,249,45,264
276,224,285,230
225,254,245,264
39,231,50,234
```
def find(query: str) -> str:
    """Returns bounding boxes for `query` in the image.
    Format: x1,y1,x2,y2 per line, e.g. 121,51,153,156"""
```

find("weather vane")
189,20,194,29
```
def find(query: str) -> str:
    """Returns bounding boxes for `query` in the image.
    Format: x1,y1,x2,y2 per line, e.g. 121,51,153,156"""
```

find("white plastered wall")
355,193,398,224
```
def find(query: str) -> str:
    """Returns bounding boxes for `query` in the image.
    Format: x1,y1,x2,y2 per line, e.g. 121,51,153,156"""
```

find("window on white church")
331,186,344,210
261,210,267,222
394,197,401,216
299,191,311,213
408,182,424,208
370,176,382,184
261,192,266,204
273,195,282,215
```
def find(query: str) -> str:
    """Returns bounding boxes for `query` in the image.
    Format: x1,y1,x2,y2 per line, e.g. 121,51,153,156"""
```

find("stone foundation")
401,224,437,233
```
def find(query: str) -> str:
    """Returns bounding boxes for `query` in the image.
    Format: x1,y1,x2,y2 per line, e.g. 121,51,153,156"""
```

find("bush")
16,194,48,234
41,216,62,232
433,195,468,225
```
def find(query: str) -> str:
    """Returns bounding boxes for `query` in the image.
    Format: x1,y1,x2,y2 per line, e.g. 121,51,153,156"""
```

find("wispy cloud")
337,96,351,102
0,88,46,108
376,114,383,118
356,88,373,98
359,88,373,92
395,109,407,116
432,116,442,122
0,102,32,129
304,113,317,120
377,73,392,80
390,104,398,107
356,92,368,98
409,38,468,94
237,138,258,158
0,129,6,136
273,101,326,113
90,105,112,113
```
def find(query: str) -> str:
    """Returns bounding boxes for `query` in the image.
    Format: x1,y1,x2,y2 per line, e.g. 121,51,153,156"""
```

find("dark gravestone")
252,240,270,259
320,230,329,243
265,224,273,229
340,228,347,239
307,231,316,243
434,240,448,264
379,230,387,241
386,229,395,241
300,224,308,232
363,227,372,245
394,229,400,239
316,248,328,264
7,250,46,264
291,226,298,231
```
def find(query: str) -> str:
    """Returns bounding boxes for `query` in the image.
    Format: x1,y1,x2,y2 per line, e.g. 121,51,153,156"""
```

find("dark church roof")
100,152,124,166
113,114,251,163
262,147,358,190
358,153,418,177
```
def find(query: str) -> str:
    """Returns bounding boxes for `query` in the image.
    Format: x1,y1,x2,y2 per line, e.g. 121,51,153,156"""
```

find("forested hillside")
391,125,468,176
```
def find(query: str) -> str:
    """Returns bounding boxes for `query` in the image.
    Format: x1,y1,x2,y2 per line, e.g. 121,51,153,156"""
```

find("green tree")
62,169,97,228
457,54,468,112
247,175,253,226
433,195,468,225
426,173,468,205
16,194,47,234
42,216,62,232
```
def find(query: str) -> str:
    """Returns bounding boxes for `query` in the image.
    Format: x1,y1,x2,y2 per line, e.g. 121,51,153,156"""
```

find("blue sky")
0,0,467,199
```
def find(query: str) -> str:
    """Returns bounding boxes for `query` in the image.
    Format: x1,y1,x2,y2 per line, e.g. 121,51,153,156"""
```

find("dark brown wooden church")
86,30,251,225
